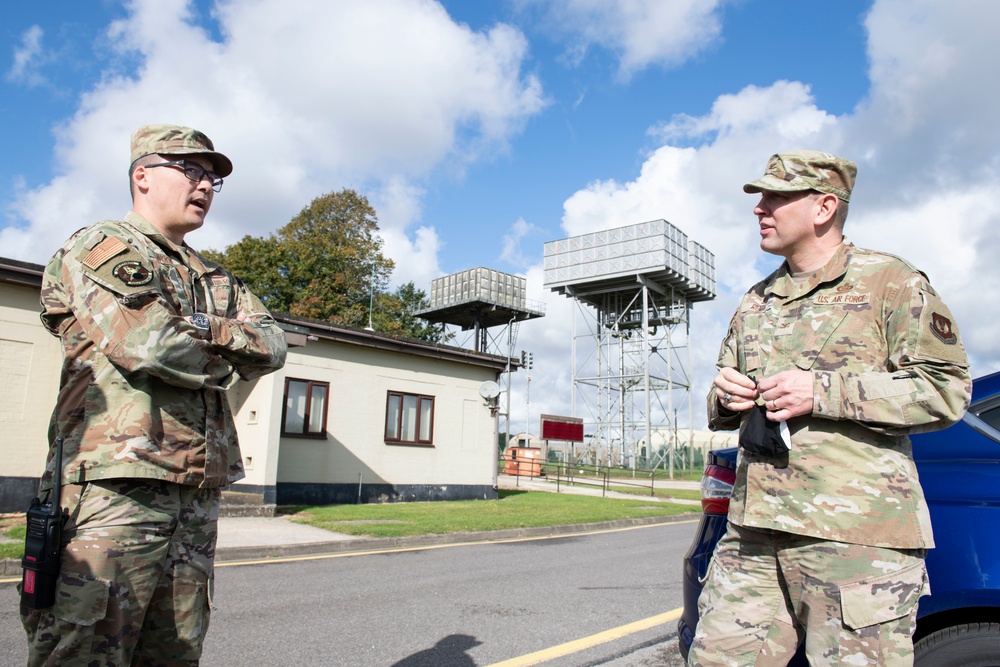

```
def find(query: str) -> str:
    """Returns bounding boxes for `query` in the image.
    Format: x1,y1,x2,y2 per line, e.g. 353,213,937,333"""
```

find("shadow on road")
390,633,482,666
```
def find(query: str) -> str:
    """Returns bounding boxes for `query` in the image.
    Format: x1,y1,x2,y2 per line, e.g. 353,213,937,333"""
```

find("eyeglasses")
146,160,224,192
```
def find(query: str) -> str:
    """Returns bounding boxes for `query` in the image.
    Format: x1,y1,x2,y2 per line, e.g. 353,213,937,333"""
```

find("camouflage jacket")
39,212,287,491
708,241,971,548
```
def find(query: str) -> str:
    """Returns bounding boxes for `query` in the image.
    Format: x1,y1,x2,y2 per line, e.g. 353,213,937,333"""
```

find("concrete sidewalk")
497,472,700,496
214,473,701,562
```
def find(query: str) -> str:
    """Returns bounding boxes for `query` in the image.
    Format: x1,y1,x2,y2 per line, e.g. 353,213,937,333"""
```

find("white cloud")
6,25,48,88
500,217,542,268
372,176,441,289
512,0,1000,435
654,81,838,144
522,0,725,79
863,0,1000,146
3,0,545,283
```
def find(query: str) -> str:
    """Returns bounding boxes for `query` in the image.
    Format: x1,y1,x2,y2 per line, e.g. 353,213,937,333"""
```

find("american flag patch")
82,237,128,269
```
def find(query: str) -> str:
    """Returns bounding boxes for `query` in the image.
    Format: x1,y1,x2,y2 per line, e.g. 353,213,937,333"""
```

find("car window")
978,405,1000,431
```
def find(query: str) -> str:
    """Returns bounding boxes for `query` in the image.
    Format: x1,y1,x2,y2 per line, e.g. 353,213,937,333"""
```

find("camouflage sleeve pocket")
839,560,926,629
53,569,110,627
854,374,917,400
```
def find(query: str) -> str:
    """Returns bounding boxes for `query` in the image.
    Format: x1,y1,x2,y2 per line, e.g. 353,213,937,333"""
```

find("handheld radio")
20,436,65,609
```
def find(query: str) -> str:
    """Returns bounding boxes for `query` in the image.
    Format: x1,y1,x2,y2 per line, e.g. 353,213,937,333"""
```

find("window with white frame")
282,378,329,438
385,391,434,446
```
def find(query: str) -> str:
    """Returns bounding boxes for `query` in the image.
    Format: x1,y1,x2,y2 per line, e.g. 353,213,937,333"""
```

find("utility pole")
505,317,516,455
364,263,376,332
521,350,533,446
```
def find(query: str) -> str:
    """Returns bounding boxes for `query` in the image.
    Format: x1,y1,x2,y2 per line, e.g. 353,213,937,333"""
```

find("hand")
757,370,813,421
714,367,759,413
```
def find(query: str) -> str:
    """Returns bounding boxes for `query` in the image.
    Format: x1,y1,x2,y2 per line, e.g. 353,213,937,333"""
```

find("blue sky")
3,0,999,433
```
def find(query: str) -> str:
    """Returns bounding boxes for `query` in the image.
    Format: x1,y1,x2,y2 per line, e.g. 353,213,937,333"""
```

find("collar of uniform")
124,211,177,247
767,241,853,300
123,211,193,262
185,245,219,277
122,212,222,279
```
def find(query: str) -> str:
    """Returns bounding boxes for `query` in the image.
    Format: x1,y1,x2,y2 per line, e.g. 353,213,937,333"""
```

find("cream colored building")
0,259,62,511
0,257,508,513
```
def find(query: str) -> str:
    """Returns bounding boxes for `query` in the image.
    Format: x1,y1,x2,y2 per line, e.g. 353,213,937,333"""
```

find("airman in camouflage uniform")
21,124,287,666
688,151,971,667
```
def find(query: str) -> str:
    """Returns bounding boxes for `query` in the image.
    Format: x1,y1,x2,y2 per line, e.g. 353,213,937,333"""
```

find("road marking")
0,518,700,582
484,608,683,666
213,519,699,568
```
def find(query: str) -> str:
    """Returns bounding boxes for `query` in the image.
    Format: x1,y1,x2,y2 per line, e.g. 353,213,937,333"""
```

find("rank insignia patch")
113,260,153,287
931,312,957,344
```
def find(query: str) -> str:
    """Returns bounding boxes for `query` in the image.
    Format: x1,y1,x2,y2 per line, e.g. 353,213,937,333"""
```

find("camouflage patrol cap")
743,150,856,202
129,124,233,177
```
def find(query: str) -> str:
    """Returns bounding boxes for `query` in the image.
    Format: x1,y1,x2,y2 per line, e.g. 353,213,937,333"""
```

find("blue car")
678,371,1000,665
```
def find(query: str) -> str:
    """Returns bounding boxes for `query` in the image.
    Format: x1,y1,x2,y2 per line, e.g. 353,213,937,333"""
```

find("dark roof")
0,257,44,288
415,297,544,331
0,256,508,371
274,313,509,370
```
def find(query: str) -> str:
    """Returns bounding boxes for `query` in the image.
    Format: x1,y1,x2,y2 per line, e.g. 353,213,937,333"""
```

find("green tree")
205,189,394,328
368,282,451,343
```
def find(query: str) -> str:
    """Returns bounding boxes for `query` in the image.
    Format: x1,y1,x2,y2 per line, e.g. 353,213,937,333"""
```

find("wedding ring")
723,392,732,403
769,399,776,410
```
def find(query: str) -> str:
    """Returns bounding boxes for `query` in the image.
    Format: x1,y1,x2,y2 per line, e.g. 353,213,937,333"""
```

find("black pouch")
739,404,788,456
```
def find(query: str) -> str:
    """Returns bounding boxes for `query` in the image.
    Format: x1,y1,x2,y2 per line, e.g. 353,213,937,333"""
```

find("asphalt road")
0,520,697,666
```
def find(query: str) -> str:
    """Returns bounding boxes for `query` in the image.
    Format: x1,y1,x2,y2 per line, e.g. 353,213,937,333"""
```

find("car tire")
913,622,1000,667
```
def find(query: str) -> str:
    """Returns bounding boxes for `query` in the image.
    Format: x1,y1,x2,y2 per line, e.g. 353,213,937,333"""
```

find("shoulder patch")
914,289,967,366
111,259,153,287
80,240,156,298
82,236,129,270
930,312,957,345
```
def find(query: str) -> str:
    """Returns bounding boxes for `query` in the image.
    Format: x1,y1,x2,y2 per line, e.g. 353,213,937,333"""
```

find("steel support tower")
543,219,715,472
415,267,545,452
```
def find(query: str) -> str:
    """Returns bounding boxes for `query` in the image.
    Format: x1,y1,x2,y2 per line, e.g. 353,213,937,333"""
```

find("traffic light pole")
504,318,516,456
521,350,533,446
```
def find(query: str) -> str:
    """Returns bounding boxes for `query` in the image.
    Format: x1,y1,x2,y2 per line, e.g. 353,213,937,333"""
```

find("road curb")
214,512,699,563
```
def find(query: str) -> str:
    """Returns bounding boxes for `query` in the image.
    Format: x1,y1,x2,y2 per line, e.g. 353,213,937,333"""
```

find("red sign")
540,414,584,442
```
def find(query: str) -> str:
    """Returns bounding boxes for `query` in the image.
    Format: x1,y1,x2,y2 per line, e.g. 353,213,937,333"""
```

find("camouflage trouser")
20,479,220,667
688,524,927,667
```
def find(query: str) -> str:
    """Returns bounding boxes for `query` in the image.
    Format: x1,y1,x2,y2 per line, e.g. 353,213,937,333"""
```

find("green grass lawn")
284,489,697,538
0,522,24,560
